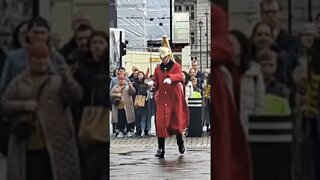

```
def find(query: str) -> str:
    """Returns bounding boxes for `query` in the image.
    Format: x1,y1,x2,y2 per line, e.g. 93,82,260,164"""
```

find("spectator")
251,21,295,89
74,31,109,180
260,0,300,57
191,60,203,79
110,75,136,138
129,66,139,82
260,0,299,88
190,77,201,98
229,30,251,108
292,23,318,180
109,67,130,90
257,49,289,98
202,72,211,133
10,20,28,50
182,71,193,102
230,27,265,136
60,12,92,61
293,23,317,103
133,71,150,137
65,24,93,66
129,68,139,83
1,42,82,180
0,17,65,93
189,68,200,89
200,68,210,90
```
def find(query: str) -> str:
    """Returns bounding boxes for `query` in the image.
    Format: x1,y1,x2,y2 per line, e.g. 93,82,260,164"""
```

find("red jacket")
152,61,189,137
211,4,253,180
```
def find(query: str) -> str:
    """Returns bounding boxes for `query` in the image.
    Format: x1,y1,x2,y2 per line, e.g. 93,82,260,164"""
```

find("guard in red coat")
149,36,189,158
211,3,253,180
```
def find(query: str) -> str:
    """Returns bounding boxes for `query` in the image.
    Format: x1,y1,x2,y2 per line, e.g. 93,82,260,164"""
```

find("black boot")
135,129,142,137
176,134,185,154
144,130,149,136
155,137,165,158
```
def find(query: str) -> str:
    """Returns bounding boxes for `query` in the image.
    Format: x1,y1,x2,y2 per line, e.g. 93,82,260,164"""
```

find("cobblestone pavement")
110,134,211,180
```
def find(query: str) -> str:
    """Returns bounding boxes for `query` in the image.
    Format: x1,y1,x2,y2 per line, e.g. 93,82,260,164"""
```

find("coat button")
164,92,167,94
165,104,167,106
165,115,168,118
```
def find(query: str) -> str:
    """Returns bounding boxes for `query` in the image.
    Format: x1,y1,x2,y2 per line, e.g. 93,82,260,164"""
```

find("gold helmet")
159,35,175,62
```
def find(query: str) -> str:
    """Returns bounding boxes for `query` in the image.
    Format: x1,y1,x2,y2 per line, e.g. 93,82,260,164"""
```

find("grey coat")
110,84,136,124
2,70,83,180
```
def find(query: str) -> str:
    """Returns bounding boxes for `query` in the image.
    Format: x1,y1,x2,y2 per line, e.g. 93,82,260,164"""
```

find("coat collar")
160,60,174,72
20,68,55,84
244,62,261,76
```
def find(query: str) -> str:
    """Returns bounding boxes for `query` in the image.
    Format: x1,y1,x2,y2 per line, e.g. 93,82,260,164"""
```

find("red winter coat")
211,4,253,180
152,61,189,137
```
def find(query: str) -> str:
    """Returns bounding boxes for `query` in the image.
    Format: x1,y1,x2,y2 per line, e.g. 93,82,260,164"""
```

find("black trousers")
250,142,291,180
83,143,109,180
26,149,53,180
117,109,134,132
158,134,183,149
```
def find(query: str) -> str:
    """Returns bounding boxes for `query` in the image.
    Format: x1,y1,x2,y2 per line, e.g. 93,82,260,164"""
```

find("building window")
191,37,195,45
191,32,194,36
178,6,182,11
186,6,190,11
191,5,194,10
174,6,178,11
190,12,194,20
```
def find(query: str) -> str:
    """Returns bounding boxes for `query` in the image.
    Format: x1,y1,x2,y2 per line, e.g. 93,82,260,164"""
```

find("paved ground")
110,134,211,180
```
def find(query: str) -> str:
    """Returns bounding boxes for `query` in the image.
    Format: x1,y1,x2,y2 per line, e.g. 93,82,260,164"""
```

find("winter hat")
211,4,233,63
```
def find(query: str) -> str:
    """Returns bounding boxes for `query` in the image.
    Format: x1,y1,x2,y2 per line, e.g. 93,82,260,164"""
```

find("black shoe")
135,130,142,137
155,149,165,158
144,130,149,137
178,142,185,154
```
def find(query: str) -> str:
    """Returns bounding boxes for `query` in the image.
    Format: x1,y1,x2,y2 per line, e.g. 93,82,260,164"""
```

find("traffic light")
120,41,127,56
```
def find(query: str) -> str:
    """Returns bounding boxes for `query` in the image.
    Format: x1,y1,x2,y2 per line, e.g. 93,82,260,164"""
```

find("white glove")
147,80,155,86
163,78,172,84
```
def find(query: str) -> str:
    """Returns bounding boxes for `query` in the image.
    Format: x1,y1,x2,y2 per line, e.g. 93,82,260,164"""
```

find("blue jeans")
135,106,150,131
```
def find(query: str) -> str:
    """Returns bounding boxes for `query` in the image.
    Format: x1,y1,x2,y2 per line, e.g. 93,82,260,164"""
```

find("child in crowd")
257,49,290,99
257,49,291,114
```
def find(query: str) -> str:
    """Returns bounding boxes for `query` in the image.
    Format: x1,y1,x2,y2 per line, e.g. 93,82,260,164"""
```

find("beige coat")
110,84,136,124
2,71,83,180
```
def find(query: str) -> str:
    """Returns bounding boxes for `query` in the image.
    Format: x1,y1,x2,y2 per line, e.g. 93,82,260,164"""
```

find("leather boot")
176,134,185,154
155,137,165,158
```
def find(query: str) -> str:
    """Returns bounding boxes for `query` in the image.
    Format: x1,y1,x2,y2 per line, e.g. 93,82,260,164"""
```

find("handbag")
78,80,109,144
134,95,146,108
11,79,48,143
